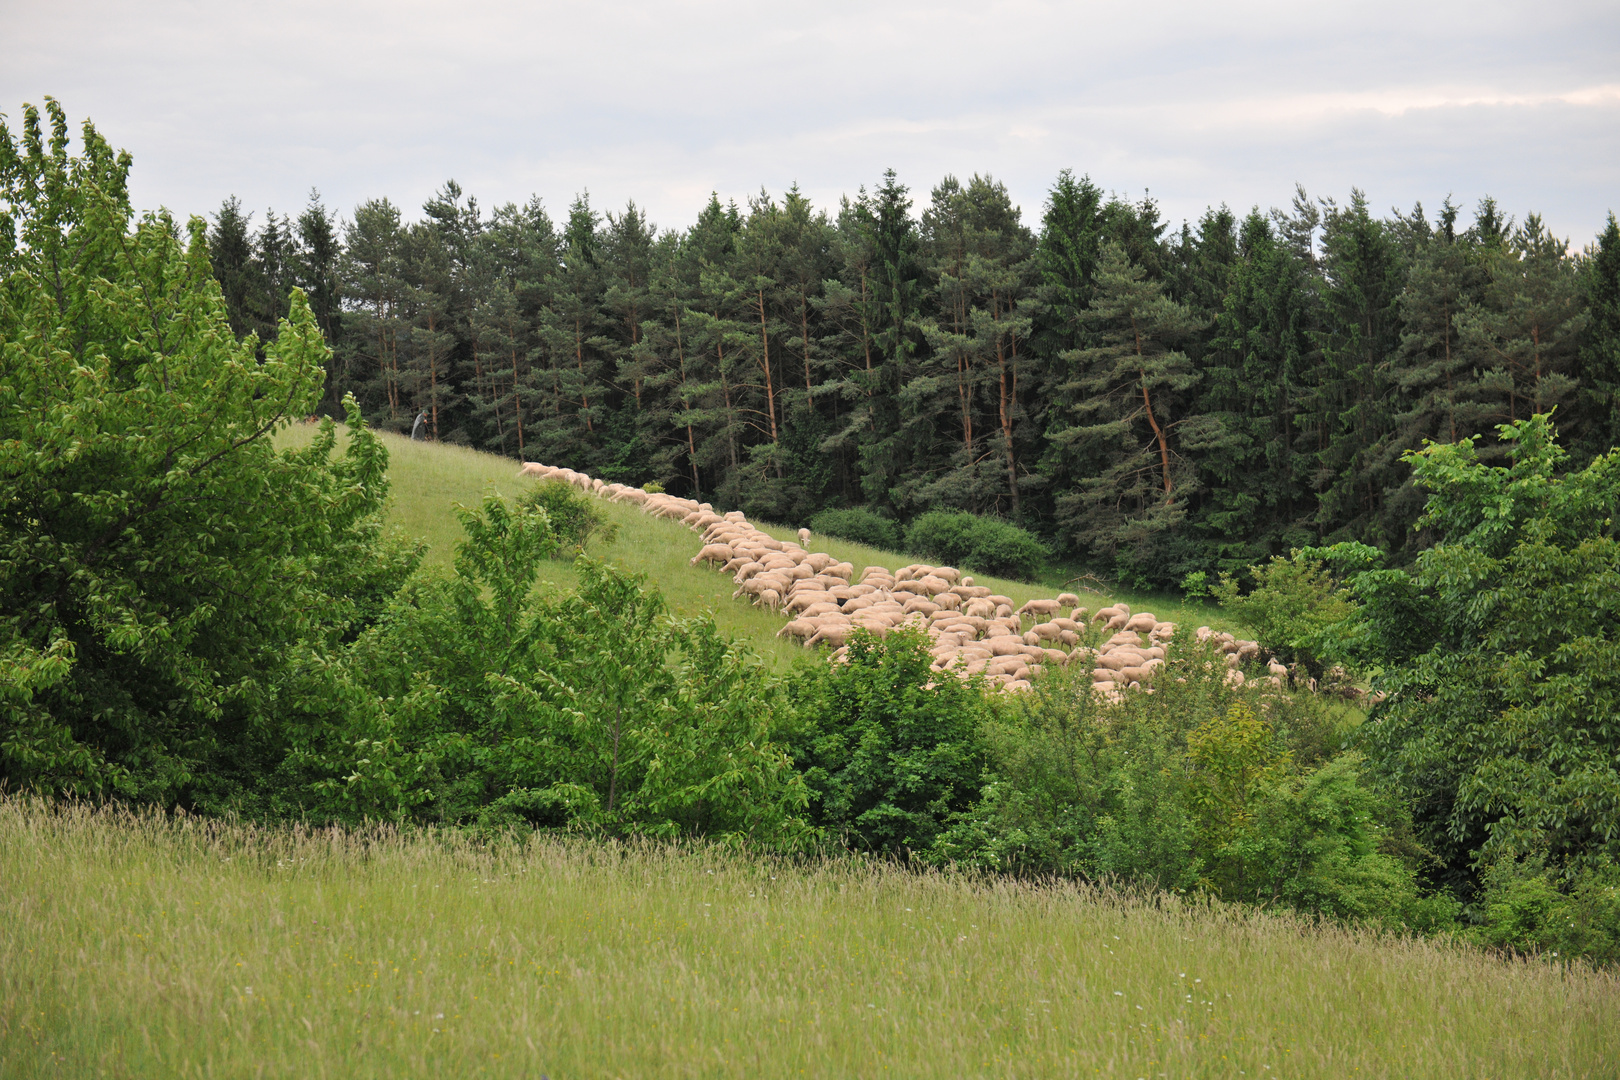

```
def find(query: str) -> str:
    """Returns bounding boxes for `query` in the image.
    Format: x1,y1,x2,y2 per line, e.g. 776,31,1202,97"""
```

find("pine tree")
294,190,344,413
1457,214,1588,453
1051,241,1204,572
341,198,407,422
251,208,294,343
400,220,458,440
1574,212,1620,460
1181,211,1318,572
1313,190,1406,544
856,170,923,509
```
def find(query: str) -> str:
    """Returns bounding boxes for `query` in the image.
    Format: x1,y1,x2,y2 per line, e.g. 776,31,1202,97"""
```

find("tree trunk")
757,289,778,442
1132,315,1173,503
575,313,593,432
995,294,1018,517
511,341,525,456
672,308,700,496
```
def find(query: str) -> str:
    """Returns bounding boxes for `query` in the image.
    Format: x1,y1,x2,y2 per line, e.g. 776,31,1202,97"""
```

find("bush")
929,637,1450,929
293,494,812,843
781,628,990,855
904,511,1048,581
1471,860,1620,964
1214,550,1361,676
809,507,901,551
520,479,619,557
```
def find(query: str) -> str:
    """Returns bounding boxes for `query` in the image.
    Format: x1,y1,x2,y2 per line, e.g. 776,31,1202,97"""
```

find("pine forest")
211,173,1620,586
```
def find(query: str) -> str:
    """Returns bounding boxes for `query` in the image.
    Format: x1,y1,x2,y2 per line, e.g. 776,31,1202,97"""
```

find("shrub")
296,495,812,843
1472,859,1620,964
520,479,619,557
904,511,1048,581
1214,550,1360,676
781,628,990,855
930,637,1448,929
809,507,901,551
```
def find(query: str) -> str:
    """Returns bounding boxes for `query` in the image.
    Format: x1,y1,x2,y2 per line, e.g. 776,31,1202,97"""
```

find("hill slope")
277,424,1227,666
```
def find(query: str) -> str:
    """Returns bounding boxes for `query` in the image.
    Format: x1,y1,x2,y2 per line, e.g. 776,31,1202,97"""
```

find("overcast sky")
6,0,1618,245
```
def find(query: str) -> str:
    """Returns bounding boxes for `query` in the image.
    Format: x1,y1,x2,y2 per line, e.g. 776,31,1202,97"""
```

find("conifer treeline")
208,173,1620,586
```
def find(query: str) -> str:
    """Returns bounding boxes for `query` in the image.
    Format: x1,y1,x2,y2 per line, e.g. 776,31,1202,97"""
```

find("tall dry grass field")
3,801,1612,1078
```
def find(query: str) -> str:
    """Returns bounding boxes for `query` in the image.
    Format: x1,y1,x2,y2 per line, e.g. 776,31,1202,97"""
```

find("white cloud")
4,0,1616,240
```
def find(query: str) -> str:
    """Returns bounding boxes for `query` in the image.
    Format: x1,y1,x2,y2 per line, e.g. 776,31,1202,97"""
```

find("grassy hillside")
275,424,1228,666
5,801,1614,1080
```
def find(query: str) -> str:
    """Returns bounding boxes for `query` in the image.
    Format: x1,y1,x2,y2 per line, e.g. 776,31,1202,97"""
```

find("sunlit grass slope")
276,424,1227,666
3,802,1613,1080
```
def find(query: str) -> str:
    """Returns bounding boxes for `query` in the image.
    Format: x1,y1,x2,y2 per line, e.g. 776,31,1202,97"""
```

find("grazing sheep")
777,618,818,641
690,543,734,567
1017,598,1062,619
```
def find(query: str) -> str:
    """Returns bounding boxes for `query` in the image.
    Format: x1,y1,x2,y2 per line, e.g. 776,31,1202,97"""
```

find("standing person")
410,410,427,441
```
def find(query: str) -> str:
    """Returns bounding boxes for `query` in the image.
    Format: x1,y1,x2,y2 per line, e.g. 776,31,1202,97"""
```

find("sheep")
784,591,836,615
690,543,734,567
777,618,818,641
1056,592,1080,608
1124,613,1158,633
1017,598,1062,619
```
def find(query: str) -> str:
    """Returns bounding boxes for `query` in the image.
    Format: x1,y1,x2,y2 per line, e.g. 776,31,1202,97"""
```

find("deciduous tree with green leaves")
1346,413,1620,894
0,100,417,808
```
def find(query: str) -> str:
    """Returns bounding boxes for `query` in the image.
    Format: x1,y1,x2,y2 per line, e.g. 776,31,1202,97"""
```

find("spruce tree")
1313,190,1406,544
208,196,256,338
341,198,406,422
295,189,344,412
1457,215,1588,455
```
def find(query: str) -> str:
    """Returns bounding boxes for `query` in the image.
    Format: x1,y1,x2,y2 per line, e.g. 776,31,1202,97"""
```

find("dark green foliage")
519,479,619,556
1046,241,1207,581
782,629,989,855
168,117,1620,595
1575,213,1620,463
809,507,901,550
904,511,1048,581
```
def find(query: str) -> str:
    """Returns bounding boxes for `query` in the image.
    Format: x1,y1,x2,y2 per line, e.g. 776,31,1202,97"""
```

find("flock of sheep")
518,461,1267,697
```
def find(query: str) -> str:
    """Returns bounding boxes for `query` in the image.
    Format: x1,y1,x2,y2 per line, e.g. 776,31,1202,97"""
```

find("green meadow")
273,424,1230,667
4,800,1614,1079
